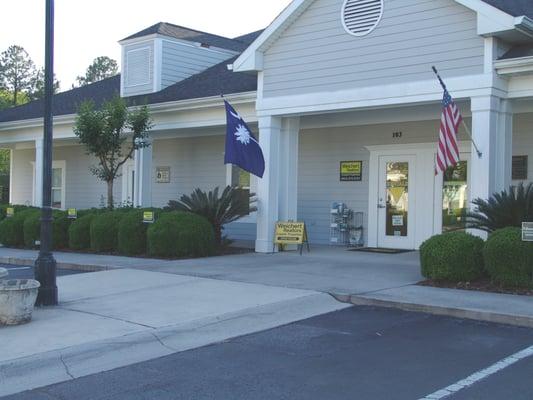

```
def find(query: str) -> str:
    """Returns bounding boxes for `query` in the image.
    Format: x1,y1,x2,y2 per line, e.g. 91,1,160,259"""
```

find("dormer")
119,23,244,97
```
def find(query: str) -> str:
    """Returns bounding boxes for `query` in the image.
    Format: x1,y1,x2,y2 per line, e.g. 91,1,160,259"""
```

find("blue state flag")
224,100,265,178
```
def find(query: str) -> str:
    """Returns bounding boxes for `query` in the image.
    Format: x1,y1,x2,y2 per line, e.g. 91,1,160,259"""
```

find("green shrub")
483,227,533,288
90,211,124,252
147,211,215,258
420,232,485,282
0,208,40,247
69,214,96,250
23,210,71,249
117,209,160,256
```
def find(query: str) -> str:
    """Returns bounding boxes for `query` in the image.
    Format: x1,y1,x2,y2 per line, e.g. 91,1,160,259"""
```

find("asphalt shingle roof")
0,31,262,124
481,0,533,18
121,22,250,52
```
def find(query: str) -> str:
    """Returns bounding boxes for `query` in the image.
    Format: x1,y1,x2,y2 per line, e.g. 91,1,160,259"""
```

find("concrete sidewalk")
2,246,533,329
0,268,349,397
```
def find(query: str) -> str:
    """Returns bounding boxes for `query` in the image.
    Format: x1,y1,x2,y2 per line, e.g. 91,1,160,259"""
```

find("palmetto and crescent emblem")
234,124,252,145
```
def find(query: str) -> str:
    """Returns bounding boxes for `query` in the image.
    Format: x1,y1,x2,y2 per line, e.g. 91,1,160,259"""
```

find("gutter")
0,91,257,132
514,16,533,38
494,56,533,76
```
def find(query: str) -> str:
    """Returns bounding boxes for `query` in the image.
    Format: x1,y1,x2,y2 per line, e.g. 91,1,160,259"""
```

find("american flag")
435,88,462,175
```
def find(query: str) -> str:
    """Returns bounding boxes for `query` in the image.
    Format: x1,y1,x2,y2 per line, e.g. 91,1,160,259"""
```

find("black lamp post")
34,0,58,306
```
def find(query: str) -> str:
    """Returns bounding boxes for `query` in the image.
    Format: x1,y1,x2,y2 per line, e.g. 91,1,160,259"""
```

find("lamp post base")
34,253,57,306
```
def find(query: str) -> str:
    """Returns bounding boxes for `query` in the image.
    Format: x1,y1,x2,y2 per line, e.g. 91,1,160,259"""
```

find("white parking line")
419,345,533,399
5,267,31,270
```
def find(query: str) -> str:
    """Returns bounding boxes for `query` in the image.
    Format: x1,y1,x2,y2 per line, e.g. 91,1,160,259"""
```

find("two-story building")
1,0,532,252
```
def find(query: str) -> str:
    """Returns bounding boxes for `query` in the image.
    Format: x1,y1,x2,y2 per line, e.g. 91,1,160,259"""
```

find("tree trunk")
107,180,114,209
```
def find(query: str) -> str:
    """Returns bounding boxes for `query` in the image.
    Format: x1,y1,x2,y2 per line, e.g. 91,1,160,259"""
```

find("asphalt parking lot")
4,306,533,400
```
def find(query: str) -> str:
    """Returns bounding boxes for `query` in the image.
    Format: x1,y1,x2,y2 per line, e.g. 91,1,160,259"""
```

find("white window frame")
226,164,257,223
32,160,66,209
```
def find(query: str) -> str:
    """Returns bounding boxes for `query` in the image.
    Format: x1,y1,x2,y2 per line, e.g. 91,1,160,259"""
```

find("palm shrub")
166,186,257,246
467,182,533,233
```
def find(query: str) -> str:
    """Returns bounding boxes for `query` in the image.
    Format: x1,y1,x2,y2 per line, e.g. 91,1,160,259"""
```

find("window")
442,161,468,232
32,160,65,209
512,156,528,180
51,167,63,209
230,166,251,215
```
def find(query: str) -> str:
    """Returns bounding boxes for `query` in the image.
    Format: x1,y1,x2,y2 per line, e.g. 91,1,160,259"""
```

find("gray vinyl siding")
151,135,256,242
122,41,155,97
10,149,33,206
262,0,484,97
297,119,470,245
161,41,235,89
10,145,122,209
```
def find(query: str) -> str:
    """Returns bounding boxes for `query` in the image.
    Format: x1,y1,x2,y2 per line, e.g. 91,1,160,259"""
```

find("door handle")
377,203,386,209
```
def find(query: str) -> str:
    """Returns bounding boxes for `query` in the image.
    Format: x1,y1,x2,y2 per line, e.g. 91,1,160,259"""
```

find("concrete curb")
0,257,112,273
332,293,533,329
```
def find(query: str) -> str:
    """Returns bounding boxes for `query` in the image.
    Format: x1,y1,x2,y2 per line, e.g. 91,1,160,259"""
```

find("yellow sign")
143,211,155,224
340,161,362,181
274,222,307,245
68,208,77,219
6,207,14,218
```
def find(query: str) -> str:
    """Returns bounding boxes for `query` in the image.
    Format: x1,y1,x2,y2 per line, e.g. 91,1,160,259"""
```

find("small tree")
76,56,118,87
74,96,152,209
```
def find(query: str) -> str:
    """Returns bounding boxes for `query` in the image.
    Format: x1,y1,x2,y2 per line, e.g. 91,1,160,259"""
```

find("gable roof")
234,0,533,72
121,22,250,52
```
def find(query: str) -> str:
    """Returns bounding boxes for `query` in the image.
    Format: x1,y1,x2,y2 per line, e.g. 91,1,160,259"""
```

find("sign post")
273,222,310,255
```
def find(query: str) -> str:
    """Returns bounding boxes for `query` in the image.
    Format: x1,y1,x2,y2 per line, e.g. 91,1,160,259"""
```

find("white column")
255,116,282,253
255,116,300,253
470,96,513,204
34,139,44,207
278,117,300,222
134,141,153,207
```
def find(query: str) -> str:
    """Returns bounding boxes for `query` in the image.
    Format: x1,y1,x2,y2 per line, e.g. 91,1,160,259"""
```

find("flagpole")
432,66,482,158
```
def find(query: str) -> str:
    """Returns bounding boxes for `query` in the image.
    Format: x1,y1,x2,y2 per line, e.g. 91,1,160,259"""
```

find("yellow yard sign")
143,211,155,224
274,222,310,254
6,207,14,218
68,208,77,219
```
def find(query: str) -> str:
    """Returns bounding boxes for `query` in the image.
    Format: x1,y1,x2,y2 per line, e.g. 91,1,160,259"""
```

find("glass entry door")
377,155,416,249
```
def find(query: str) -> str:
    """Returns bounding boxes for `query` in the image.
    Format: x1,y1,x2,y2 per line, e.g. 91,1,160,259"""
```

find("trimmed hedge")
90,211,124,252
69,214,96,250
484,227,533,288
117,209,159,256
0,208,40,247
147,211,215,258
420,232,485,282
22,211,71,249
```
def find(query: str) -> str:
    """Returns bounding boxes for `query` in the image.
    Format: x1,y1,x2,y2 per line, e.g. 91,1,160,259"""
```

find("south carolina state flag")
224,100,265,178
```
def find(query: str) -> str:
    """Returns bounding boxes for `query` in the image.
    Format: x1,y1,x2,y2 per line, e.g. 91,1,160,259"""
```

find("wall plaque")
156,167,171,183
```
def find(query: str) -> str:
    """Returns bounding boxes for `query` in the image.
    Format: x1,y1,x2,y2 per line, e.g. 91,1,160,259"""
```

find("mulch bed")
418,278,533,297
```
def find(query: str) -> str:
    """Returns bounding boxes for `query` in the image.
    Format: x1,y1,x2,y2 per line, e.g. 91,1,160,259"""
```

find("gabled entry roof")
233,0,533,72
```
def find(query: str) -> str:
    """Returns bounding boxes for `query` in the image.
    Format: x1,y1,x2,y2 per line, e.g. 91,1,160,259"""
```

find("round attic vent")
342,0,384,37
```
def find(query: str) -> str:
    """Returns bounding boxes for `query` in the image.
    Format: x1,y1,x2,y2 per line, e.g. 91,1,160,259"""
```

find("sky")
0,0,292,90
